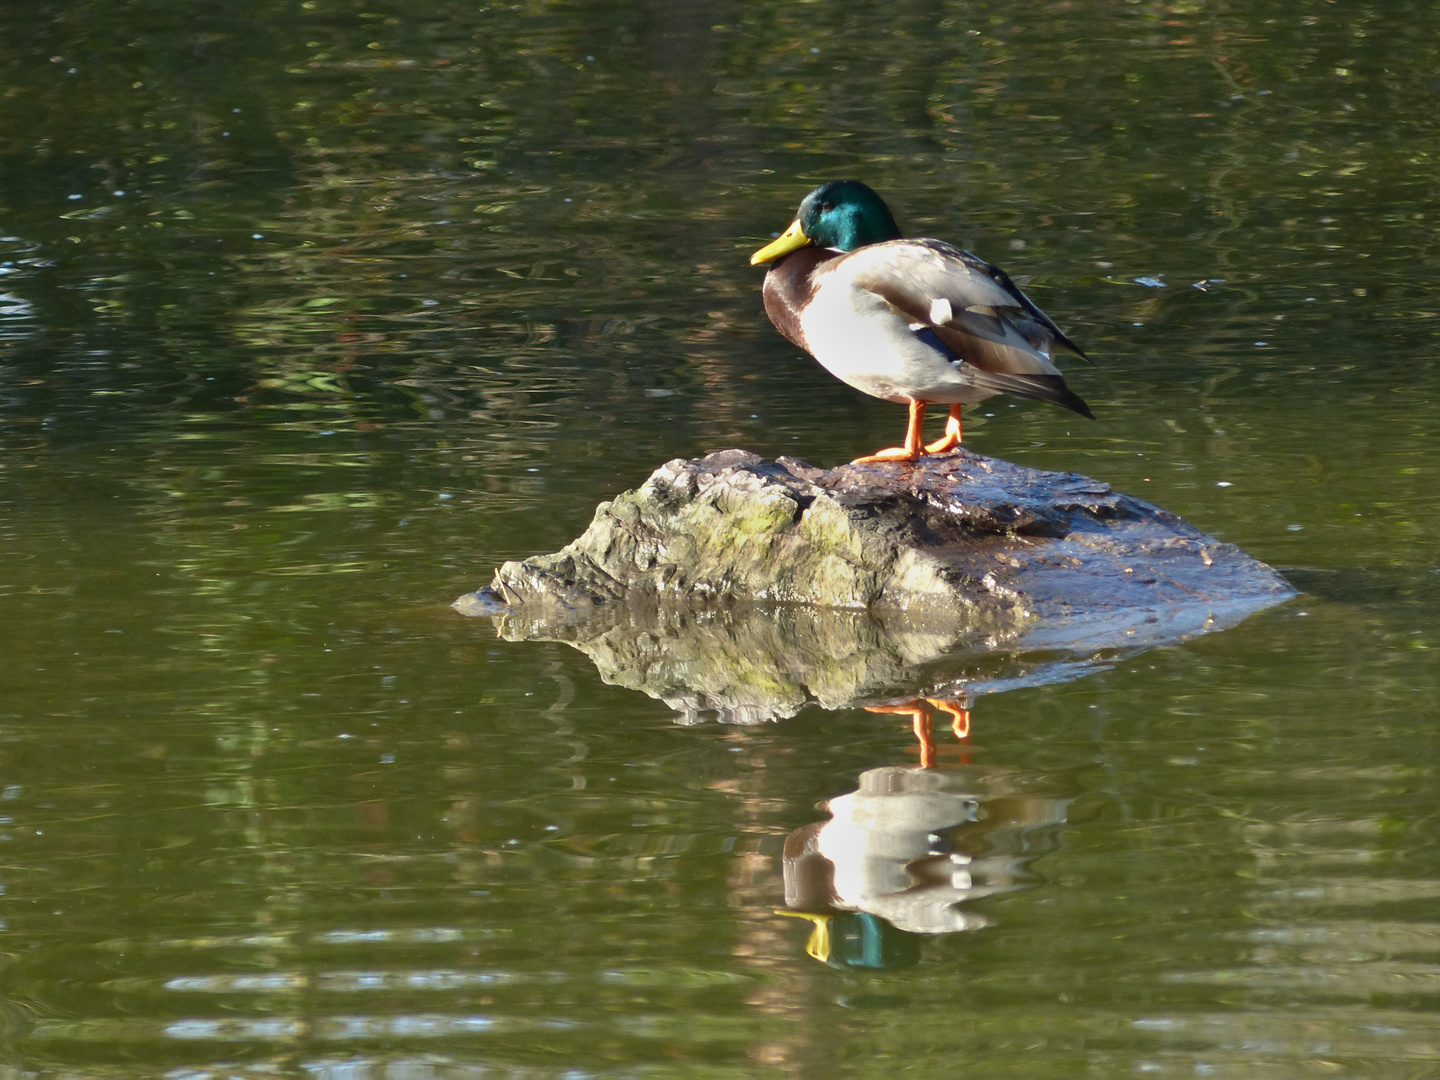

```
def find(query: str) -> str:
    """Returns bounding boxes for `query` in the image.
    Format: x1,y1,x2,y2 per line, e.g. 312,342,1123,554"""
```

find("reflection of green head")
778,910,922,970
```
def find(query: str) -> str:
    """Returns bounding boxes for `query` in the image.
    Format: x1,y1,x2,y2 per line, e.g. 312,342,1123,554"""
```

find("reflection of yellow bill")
749,219,811,265
774,909,832,963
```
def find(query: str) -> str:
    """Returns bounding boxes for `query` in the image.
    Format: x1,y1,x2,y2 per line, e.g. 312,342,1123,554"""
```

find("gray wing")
845,239,1094,416
849,238,1092,363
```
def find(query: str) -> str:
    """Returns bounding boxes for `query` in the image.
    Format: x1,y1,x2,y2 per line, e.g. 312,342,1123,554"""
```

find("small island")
458,448,1293,626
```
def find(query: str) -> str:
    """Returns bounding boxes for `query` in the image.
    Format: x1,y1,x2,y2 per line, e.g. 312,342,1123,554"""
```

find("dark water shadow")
1281,565,1440,610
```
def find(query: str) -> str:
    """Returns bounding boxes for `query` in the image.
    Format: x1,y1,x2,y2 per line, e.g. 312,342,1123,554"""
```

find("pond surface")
2,1,1439,1076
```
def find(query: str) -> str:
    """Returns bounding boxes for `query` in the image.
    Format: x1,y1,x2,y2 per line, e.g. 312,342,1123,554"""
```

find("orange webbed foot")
922,406,963,455
851,446,923,464
853,400,929,464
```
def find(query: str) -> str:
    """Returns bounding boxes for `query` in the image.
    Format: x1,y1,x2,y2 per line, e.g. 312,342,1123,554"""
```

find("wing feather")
849,239,1093,366
841,238,1094,417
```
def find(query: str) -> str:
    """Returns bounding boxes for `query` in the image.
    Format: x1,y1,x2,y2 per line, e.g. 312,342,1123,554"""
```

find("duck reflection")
780,760,1074,968
465,594,1212,965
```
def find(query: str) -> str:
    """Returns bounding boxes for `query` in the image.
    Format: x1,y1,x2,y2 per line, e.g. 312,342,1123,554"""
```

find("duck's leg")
852,400,926,463
923,405,963,455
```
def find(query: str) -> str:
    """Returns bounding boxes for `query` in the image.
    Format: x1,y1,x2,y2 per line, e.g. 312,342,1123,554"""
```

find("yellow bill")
750,218,812,265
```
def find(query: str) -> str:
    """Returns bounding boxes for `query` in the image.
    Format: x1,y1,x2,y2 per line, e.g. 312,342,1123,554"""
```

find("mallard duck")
750,180,1093,462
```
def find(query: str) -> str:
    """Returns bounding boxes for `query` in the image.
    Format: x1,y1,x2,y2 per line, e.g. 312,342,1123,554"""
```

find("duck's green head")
750,180,903,265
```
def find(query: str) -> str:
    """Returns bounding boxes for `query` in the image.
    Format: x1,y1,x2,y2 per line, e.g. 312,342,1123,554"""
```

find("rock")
460,447,1293,623
454,449,1295,722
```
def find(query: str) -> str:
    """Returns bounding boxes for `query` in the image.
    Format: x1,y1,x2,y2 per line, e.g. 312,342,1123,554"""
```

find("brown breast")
760,246,839,352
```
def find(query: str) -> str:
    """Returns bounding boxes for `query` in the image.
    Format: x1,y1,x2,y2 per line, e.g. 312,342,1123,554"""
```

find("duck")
750,180,1093,463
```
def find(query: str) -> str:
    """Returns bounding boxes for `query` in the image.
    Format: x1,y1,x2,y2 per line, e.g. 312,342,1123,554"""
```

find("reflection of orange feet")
866,700,937,767
866,697,971,767
926,697,971,740
922,406,963,455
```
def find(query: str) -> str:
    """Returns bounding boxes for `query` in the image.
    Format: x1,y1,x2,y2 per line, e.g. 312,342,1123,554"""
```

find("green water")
2,0,1438,1075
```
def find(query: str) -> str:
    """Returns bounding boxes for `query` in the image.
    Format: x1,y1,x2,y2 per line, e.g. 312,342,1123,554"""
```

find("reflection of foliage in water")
0,2,1437,1075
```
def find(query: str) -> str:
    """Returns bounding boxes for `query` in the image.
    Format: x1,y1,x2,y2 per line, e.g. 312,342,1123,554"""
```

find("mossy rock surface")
458,448,1295,628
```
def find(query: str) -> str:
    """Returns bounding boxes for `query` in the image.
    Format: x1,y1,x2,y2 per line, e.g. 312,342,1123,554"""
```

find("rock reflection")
479,593,1257,726
475,599,1114,964
780,763,1074,968
470,567,1270,966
